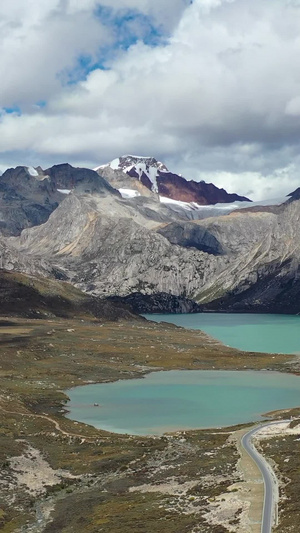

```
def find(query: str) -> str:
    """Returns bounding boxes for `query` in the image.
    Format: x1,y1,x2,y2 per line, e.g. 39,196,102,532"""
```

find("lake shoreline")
144,312,300,354
65,369,300,436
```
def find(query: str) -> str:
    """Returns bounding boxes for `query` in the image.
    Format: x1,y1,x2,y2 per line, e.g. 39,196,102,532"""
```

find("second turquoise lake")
143,313,300,354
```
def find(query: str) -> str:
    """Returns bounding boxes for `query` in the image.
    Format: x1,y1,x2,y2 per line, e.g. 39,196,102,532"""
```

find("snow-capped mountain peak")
95,155,169,193
95,155,251,205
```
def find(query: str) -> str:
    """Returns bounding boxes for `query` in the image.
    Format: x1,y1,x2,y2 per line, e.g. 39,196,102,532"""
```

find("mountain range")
0,155,299,314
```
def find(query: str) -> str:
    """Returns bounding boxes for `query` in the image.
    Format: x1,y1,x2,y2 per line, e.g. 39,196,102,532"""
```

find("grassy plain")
0,316,298,532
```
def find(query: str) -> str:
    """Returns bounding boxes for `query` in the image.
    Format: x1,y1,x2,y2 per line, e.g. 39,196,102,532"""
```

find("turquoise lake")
66,370,300,435
144,313,300,354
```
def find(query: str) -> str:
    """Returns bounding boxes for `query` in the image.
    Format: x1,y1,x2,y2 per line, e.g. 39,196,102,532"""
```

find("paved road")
241,421,287,533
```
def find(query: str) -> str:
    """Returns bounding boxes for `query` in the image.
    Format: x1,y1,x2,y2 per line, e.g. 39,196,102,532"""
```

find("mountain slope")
44,163,119,196
0,166,62,236
0,161,249,243
0,164,120,237
6,191,218,299
201,258,300,314
0,269,137,320
4,190,300,313
1,158,300,313
97,155,251,205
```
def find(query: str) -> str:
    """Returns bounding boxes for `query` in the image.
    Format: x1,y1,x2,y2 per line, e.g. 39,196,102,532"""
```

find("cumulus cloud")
0,1,113,107
95,0,190,29
1,0,300,199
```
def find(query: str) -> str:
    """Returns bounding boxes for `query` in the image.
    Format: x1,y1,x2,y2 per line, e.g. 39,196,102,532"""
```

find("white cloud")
1,0,300,200
0,2,113,108
286,96,300,116
194,167,297,202
93,0,190,30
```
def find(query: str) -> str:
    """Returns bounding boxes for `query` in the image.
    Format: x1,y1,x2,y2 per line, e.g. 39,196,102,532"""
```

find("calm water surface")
66,370,300,435
144,313,300,354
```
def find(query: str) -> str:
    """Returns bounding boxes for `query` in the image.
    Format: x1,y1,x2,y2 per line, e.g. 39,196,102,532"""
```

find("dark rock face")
0,166,60,236
0,164,119,236
156,173,250,204
127,167,153,190
108,292,202,314
44,164,119,196
0,269,138,320
200,259,300,314
287,187,300,202
1,166,50,197
117,155,168,173
157,222,224,255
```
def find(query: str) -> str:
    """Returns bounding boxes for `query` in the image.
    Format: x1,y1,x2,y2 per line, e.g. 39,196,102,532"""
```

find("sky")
1,0,300,200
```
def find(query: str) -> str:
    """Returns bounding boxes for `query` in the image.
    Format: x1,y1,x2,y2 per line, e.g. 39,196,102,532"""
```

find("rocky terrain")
0,166,62,236
0,161,247,240
0,164,119,236
0,157,299,314
108,292,202,314
97,155,251,204
0,270,137,320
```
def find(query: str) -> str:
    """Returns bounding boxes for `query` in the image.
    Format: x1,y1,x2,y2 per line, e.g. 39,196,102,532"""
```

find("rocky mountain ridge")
96,155,251,205
0,163,119,236
0,161,252,238
0,269,138,320
1,158,299,314
1,179,299,313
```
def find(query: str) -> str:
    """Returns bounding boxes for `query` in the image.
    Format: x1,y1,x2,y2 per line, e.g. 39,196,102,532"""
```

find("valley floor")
0,317,299,532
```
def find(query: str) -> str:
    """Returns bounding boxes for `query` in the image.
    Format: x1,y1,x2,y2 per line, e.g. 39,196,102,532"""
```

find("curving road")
241,421,287,533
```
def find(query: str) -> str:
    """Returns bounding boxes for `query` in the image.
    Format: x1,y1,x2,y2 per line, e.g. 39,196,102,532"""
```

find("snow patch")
119,188,141,199
26,166,39,177
122,160,168,193
93,158,120,171
160,196,286,212
125,154,151,159
159,197,240,211
160,196,204,211
57,189,71,195
134,163,159,192
110,158,120,170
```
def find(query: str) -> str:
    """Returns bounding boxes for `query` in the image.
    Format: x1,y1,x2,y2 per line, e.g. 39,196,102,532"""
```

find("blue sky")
62,6,167,85
1,0,300,200
95,6,166,49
